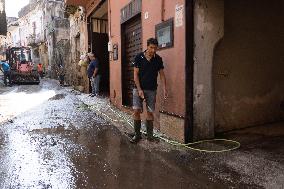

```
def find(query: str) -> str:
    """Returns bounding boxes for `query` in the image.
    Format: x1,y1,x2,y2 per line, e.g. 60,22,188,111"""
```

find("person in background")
56,52,65,86
87,52,101,97
0,60,12,87
37,63,44,78
57,64,65,86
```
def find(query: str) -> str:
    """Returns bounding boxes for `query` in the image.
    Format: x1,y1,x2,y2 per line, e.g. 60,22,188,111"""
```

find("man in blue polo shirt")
0,60,12,87
130,38,167,143
87,52,101,97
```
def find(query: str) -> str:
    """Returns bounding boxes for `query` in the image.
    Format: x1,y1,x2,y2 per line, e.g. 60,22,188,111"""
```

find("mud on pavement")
0,79,283,189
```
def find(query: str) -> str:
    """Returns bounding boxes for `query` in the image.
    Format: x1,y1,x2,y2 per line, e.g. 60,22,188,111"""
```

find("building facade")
65,5,89,92
5,19,20,47
66,0,187,142
18,1,45,65
65,0,284,142
0,0,70,79
42,0,70,78
0,0,67,77
108,0,186,142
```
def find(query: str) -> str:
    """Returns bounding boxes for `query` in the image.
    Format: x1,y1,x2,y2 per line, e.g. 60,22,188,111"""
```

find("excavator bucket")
11,70,40,84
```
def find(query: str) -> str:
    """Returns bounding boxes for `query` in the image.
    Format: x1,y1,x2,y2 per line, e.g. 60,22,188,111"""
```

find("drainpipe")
185,0,194,143
161,0,165,21
108,0,112,38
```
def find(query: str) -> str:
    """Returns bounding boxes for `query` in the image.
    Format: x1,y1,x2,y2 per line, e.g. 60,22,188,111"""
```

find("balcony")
27,34,36,46
45,18,70,35
27,33,45,47
35,33,45,44
65,0,86,7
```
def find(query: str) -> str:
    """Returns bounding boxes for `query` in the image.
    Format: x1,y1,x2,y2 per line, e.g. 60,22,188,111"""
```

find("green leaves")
65,5,78,17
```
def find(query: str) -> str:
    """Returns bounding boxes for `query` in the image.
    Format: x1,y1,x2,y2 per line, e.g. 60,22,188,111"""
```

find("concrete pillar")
193,0,224,140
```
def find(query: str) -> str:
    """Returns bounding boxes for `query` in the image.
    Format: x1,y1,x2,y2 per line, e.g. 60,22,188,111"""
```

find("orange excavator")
6,47,40,84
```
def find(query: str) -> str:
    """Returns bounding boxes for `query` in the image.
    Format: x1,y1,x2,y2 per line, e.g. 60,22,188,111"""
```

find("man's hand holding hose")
138,89,145,100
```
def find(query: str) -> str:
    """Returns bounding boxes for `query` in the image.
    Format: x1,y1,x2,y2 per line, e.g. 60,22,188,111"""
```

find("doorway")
121,15,142,107
88,1,110,96
185,0,194,142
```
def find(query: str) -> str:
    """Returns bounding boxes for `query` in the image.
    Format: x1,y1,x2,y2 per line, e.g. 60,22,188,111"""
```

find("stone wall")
44,1,70,79
193,0,224,140
67,7,89,92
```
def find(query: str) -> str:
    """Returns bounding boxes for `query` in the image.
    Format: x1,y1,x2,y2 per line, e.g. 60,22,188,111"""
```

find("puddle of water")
0,89,56,124
48,94,67,101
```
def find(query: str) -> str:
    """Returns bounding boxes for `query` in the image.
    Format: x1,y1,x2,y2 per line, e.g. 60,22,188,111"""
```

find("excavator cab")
7,47,40,84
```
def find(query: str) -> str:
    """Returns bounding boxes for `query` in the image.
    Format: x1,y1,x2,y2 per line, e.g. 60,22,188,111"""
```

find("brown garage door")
122,16,142,107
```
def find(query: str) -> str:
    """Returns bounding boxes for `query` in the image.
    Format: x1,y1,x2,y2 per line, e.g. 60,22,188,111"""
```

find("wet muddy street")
0,80,283,189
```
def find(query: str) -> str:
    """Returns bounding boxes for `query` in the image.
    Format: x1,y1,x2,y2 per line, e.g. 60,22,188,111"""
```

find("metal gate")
122,16,142,107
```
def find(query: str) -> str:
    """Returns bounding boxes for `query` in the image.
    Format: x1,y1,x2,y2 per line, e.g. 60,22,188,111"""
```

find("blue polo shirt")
87,59,99,78
1,62,10,72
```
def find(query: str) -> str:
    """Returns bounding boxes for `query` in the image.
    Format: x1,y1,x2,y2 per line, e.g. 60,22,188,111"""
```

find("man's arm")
134,67,144,98
93,60,99,77
93,68,98,77
159,69,167,98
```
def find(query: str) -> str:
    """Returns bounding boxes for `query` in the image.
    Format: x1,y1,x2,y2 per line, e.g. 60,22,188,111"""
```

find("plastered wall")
214,0,284,132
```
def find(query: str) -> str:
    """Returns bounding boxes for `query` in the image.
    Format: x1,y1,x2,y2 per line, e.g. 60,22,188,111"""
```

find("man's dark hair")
147,38,158,46
88,52,97,58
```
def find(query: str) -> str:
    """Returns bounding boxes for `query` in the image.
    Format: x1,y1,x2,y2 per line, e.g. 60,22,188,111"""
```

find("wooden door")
122,16,142,107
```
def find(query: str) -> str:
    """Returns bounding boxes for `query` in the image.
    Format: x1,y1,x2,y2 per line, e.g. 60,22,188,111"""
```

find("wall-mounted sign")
113,44,118,61
155,18,174,49
144,12,149,20
175,4,184,27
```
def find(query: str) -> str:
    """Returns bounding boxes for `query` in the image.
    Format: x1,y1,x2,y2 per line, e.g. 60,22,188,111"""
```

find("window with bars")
92,19,108,34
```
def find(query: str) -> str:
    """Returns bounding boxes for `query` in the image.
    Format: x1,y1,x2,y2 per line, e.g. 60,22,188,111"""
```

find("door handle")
216,70,229,78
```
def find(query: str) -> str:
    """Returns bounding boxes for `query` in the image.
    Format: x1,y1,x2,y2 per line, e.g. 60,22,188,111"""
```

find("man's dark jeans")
4,71,11,86
59,74,64,86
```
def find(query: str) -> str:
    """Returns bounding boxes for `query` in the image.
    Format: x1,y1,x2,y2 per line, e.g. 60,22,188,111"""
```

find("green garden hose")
79,103,241,153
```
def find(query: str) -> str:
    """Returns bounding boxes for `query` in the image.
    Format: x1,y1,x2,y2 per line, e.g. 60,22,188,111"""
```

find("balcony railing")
27,33,45,46
45,18,70,35
27,34,36,46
